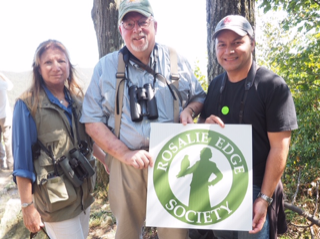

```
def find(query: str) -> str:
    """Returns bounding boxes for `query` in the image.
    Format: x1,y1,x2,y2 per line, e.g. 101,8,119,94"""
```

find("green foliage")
257,1,320,237
257,0,320,173
259,0,320,35
193,60,208,92
193,60,208,122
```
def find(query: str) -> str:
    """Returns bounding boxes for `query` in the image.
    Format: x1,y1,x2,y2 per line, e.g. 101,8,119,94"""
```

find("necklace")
60,99,64,104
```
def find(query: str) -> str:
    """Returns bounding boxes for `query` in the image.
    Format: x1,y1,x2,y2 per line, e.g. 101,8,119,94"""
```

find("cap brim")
212,27,247,39
118,9,152,24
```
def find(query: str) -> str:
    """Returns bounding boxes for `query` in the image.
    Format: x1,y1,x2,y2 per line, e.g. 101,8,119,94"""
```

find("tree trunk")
206,0,255,83
92,0,123,59
91,0,123,188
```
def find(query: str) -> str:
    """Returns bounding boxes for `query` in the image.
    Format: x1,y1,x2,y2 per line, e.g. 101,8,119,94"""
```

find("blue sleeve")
12,100,37,183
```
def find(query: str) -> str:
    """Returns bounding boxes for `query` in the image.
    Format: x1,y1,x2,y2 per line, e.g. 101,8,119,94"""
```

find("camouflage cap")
213,15,253,39
118,0,154,25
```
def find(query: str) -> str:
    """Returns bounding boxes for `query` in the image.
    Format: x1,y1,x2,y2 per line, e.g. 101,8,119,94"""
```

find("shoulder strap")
168,46,180,123
168,46,179,81
239,62,259,123
105,50,126,163
115,51,126,138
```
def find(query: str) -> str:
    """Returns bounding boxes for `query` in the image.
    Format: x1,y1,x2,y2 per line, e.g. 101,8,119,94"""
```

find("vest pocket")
40,175,77,212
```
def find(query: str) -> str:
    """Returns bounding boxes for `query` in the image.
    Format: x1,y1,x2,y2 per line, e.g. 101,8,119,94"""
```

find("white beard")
130,34,149,52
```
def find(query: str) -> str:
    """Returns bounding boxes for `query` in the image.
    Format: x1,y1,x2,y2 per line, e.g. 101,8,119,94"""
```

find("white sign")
146,123,252,230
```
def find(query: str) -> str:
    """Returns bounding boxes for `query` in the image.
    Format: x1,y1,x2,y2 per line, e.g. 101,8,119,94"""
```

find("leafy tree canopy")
260,0,320,33
257,0,320,173
256,2,320,237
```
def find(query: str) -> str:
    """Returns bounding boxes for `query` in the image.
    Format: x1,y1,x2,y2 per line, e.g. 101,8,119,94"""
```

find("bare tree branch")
289,221,313,229
312,0,320,6
310,180,320,239
292,168,301,204
284,202,320,226
314,180,319,217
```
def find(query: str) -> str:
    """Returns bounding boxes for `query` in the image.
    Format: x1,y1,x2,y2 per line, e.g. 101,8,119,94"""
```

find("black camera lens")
69,148,95,179
78,140,89,156
129,85,143,122
144,84,158,119
69,158,79,168
57,155,82,187
129,84,159,122
137,87,147,100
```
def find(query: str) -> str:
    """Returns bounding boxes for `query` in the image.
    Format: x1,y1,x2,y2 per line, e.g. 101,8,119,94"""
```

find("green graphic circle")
153,129,249,225
221,106,229,115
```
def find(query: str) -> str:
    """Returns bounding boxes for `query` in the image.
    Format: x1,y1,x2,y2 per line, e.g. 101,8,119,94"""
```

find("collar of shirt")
42,84,72,108
42,85,73,129
128,44,157,71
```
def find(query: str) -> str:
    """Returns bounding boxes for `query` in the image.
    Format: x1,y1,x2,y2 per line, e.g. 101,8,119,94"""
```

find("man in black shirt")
199,15,298,239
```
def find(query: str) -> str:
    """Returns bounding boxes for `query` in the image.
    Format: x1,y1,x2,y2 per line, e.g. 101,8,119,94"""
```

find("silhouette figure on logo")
177,147,223,211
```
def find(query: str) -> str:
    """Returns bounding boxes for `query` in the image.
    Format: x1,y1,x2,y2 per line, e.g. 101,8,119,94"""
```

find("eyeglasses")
121,17,153,30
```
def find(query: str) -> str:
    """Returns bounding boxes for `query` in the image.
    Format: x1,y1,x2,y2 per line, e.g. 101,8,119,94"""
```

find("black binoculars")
129,83,158,122
57,143,95,187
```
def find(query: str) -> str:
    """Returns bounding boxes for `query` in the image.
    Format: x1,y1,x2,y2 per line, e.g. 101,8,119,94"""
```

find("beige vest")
22,89,95,222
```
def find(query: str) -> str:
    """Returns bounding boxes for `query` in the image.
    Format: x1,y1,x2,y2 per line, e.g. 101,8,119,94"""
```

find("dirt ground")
0,169,29,239
0,169,118,239
0,170,205,239
0,170,159,239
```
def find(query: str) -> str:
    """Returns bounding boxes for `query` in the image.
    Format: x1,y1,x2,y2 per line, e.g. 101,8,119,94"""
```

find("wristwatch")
21,201,33,208
257,192,273,206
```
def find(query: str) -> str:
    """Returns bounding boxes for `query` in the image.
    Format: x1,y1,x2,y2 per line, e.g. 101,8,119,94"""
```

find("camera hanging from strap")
32,93,94,183
106,45,182,164
115,44,182,127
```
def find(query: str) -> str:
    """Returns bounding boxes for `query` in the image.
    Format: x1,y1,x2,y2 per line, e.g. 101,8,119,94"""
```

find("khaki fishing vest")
21,89,95,222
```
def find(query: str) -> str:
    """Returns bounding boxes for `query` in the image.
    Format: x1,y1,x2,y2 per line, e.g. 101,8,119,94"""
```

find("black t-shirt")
200,66,298,187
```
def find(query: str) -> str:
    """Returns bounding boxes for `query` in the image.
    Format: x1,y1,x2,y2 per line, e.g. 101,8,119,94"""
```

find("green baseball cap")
118,0,154,25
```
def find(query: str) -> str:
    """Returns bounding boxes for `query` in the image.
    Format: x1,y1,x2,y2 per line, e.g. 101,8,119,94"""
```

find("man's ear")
154,20,158,34
251,39,256,52
119,25,123,36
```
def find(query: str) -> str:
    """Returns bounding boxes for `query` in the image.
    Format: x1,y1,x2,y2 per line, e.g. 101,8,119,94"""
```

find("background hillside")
3,68,93,108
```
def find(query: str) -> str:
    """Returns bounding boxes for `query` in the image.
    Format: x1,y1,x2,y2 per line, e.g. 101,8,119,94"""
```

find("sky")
0,0,207,73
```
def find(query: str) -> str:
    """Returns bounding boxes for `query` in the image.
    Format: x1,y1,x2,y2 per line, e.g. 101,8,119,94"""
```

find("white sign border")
146,123,253,231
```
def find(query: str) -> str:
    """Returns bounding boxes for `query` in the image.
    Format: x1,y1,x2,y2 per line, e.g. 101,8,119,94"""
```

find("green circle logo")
153,129,248,225
221,106,229,115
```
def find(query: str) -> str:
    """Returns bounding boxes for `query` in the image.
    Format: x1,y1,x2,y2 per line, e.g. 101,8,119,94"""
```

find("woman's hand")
16,177,44,233
22,205,44,233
